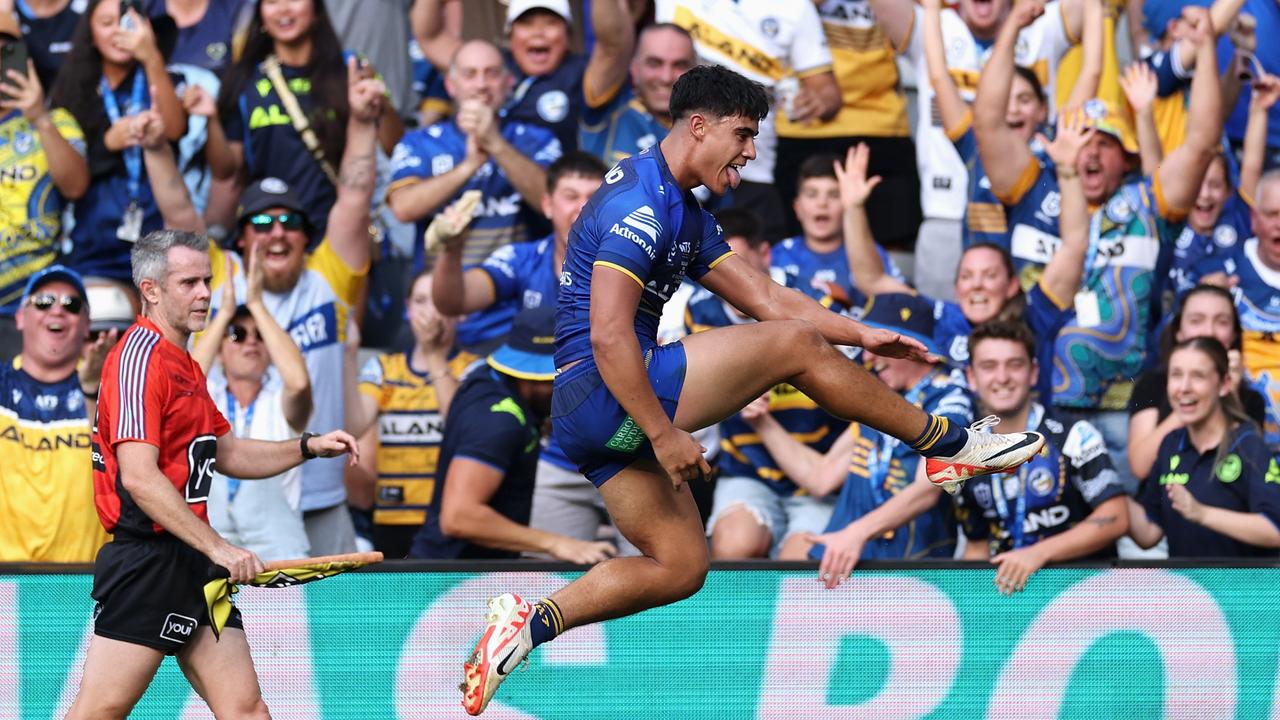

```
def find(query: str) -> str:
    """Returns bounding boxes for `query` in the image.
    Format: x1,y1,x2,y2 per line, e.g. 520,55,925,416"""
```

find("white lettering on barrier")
759,576,962,718
987,569,1236,719
396,572,606,718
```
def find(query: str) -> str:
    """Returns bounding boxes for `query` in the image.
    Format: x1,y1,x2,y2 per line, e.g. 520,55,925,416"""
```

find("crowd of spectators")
2,0,1280,593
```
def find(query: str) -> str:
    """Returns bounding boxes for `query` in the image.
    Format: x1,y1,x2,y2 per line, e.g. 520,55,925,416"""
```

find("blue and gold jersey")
0,360,107,561
1164,195,1252,300
579,83,669,166
555,147,734,366
955,406,1126,555
0,108,85,313
684,276,844,496
811,368,973,560
1200,238,1280,445
771,235,903,308
947,112,1012,248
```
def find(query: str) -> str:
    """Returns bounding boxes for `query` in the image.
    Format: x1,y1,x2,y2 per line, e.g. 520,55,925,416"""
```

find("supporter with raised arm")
387,39,561,280
51,0,185,283
191,241,313,561
1127,284,1266,481
410,306,618,564
871,0,1086,298
976,2,1224,492
1118,62,1164,177
838,113,1094,398
1127,337,1280,557
414,0,638,153
802,321,1129,592
202,0,401,240
0,265,111,562
205,63,384,556
0,12,88,359
344,271,459,558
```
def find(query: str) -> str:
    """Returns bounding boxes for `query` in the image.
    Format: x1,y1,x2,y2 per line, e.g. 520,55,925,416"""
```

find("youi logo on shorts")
160,612,197,643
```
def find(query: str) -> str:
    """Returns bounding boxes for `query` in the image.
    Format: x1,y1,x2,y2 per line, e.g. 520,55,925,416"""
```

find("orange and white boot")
925,415,1045,495
462,593,534,716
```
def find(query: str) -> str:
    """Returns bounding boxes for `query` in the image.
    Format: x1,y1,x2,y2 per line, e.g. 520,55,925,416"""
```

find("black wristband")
300,431,318,459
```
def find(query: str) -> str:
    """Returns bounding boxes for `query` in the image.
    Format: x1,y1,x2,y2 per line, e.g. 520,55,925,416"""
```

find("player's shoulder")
590,153,669,221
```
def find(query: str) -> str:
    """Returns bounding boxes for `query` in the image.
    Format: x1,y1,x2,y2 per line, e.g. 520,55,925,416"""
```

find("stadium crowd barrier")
2,560,1277,718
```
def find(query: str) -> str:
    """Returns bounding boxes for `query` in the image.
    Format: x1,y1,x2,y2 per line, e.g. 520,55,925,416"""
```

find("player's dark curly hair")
669,65,769,122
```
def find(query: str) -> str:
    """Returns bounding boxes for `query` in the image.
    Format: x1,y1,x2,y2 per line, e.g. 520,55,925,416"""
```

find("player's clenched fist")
209,541,265,584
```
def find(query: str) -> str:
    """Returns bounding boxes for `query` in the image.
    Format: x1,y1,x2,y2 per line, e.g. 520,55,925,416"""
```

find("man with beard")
206,65,384,555
409,305,616,563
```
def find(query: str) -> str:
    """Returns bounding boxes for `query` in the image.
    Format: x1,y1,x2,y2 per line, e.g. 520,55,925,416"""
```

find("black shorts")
91,534,244,655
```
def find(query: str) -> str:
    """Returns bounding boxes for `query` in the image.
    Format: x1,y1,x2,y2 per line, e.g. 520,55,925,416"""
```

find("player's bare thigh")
65,635,165,720
673,319,832,433
599,459,709,571
177,627,270,719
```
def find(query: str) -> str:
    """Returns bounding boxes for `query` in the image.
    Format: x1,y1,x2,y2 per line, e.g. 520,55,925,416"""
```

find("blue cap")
1142,0,1211,40
20,264,87,308
487,306,557,381
860,293,941,357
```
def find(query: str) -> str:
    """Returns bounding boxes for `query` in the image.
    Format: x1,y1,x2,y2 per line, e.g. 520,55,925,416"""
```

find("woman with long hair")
50,0,185,282
194,0,401,238
1127,337,1280,557
1126,284,1267,481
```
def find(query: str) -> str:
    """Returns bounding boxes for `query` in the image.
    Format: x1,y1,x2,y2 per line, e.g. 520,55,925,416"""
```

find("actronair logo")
622,205,660,242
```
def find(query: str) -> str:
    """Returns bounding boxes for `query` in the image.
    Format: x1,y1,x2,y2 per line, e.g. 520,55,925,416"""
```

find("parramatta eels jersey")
554,146,734,367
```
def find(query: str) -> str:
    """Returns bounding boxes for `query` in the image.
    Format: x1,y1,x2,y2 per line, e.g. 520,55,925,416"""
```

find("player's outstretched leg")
673,320,1045,494
462,462,707,715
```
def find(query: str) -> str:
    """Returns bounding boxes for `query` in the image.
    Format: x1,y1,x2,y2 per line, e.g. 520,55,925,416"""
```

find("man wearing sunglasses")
0,264,110,562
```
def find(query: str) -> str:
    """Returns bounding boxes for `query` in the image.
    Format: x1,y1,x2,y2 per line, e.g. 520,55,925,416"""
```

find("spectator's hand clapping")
1167,483,1206,523
456,99,500,153
1009,0,1046,30
1251,73,1280,111
548,537,617,564
305,430,361,465
991,546,1047,595
182,83,217,119
245,237,266,307
347,56,385,124
411,300,456,359
1118,62,1158,115
112,8,160,65
0,60,46,123
833,142,882,209
1038,109,1096,170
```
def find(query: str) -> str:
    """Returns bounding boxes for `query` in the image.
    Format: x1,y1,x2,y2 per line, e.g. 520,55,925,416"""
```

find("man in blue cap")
0,264,111,561
745,293,975,570
409,305,618,563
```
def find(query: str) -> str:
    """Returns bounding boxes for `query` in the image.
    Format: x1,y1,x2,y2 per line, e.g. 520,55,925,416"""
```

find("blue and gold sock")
529,598,564,648
909,414,967,457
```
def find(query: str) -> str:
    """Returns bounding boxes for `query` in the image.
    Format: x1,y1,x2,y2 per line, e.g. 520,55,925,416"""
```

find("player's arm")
327,59,382,272
215,431,358,479
746,407,855,497
583,0,638,110
116,441,263,582
804,463,944,589
593,268,712,485
439,457,616,562
411,0,462,73
836,143,913,297
974,1,1043,203
1154,6,1222,219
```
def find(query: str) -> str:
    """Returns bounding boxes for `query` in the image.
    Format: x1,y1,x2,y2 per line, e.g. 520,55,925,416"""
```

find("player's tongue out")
725,164,741,190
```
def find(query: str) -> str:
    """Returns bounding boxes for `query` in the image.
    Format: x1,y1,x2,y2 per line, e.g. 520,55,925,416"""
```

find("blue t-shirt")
64,67,165,283
409,368,541,559
956,406,1126,555
389,118,562,275
504,50,587,153
166,0,250,73
579,83,668,165
770,236,904,309
16,0,81,90
1142,424,1280,558
952,121,1015,248
555,146,734,367
810,368,974,561
1222,0,1280,148
1163,193,1252,303
684,274,844,497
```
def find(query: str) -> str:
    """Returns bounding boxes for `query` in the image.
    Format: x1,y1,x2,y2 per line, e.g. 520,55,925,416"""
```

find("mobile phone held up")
119,0,143,30
0,39,28,103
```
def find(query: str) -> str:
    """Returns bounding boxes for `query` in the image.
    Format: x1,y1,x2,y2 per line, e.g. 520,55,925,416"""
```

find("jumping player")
67,230,359,720
460,65,1046,715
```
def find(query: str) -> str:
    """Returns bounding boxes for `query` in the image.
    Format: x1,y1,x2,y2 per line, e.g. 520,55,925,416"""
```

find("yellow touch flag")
202,552,384,636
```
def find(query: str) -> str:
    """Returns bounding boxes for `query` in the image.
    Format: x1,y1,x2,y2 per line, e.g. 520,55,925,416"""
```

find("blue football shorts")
551,342,687,487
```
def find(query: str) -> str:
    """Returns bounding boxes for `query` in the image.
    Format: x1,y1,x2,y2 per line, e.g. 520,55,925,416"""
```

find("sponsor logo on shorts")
160,613,197,644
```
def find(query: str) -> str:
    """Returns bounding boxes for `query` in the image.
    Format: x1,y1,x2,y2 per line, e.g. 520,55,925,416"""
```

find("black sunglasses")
28,292,85,315
226,324,263,344
248,212,305,233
